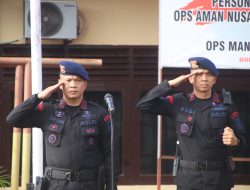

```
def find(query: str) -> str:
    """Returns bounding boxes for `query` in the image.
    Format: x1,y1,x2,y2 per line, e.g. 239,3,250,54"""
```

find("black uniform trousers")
46,179,98,190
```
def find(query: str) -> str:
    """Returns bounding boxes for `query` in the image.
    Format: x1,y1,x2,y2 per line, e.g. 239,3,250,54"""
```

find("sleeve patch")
231,112,239,120
104,114,110,122
166,96,174,104
37,102,44,111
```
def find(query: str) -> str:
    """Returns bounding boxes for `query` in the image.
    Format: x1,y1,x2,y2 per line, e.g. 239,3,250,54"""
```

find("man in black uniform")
6,61,118,190
137,57,247,190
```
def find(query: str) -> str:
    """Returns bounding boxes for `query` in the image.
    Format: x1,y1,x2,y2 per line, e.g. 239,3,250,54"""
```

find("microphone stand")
109,110,115,190
104,93,115,190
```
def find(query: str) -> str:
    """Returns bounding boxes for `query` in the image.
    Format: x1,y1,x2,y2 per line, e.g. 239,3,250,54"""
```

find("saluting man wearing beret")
6,61,119,190
137,57,247,190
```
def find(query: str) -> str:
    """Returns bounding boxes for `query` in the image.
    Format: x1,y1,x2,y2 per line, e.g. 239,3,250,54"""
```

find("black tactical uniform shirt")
6,94,117,190
137,80,247,190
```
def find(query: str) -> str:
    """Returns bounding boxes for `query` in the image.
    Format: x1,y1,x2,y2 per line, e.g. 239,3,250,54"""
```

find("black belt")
45,167,98,181
179,160,225,171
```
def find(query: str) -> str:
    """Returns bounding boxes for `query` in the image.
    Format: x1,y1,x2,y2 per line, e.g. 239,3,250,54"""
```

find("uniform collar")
188,91,221,104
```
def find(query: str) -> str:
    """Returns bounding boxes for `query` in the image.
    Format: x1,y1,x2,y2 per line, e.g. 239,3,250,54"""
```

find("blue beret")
188,57,219,76
59,60,89,80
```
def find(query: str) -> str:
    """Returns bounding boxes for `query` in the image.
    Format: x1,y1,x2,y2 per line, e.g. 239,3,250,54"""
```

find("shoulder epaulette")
222,88,232,105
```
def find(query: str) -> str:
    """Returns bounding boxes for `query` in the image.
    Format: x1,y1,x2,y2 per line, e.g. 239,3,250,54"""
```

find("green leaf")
0,166,10,188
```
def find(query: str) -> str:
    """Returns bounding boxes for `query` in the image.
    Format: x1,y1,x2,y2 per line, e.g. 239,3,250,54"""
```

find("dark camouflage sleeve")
6,94,47,128
227,103,247,151
136,79,177,117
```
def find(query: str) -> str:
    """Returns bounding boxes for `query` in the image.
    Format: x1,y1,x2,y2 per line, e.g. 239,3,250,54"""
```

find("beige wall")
0,0,158,45
0,0,23,43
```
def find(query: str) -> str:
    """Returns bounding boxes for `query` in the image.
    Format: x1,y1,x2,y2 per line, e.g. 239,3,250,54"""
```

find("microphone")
104,93,115,113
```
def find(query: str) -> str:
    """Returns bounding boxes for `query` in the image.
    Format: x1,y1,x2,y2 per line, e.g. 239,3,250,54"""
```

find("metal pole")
21,62,32,190
30,0,43,182
11,65,24,190
110,112,114,190
157,117,162,190
156,67,163,190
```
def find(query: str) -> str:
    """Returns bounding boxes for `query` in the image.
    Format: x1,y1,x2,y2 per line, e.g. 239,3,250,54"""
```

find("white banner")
159,0,250,69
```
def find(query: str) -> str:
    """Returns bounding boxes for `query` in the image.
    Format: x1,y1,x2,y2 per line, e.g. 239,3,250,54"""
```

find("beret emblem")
60,65,66,74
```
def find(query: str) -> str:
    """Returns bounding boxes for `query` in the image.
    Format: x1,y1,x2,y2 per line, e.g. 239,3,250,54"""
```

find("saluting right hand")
168,70,201,88
37,82,64,100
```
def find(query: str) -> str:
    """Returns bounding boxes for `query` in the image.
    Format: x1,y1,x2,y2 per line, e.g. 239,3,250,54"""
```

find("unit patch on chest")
54,110,65,117
49,116,65,125
82,111,96,119
180,106,195,114
48,124,58,132
48,134,57,144
180,123,189,133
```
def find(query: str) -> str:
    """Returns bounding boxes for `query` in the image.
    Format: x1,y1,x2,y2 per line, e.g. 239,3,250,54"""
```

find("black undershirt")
193,97,212,110
66,104,79,115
